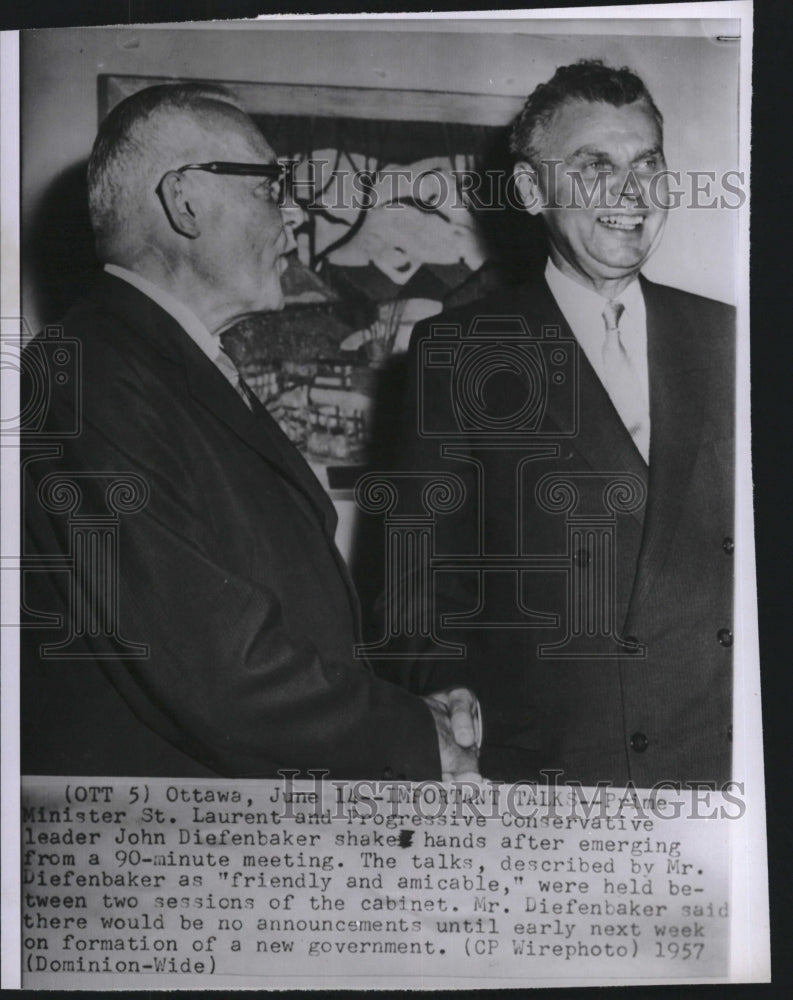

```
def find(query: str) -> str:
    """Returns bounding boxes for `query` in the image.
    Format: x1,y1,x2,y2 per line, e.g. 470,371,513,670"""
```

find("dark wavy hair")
509,59,663,165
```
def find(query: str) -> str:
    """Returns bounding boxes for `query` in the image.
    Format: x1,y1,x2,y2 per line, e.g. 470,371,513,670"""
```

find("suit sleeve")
23,339,442,780
370,315,484,697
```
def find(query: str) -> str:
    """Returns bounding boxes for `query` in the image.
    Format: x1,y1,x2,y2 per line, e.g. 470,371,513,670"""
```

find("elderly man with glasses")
21,83,480,781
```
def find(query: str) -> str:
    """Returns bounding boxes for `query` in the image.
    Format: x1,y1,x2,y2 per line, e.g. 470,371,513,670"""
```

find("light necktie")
215,347,253,410
601,300,649,462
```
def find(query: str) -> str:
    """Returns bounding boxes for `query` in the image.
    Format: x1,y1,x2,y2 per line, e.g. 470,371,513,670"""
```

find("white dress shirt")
544,258,650,457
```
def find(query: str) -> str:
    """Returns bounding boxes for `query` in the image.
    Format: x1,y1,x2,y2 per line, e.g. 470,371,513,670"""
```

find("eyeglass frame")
172,160,296,180
164,160,298,205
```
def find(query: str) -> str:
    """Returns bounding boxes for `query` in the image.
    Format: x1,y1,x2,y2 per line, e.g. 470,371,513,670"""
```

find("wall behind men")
20,19,741,334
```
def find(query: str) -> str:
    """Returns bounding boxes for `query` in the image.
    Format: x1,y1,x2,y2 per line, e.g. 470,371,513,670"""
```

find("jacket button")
622,635,640,654
630,732,649,753
722,537,734,555
717,628,733,647
574,548,590,568
727,724,733,742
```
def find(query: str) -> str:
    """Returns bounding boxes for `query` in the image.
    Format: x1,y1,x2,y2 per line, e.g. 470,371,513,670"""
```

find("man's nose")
607,166,645,206
279,201,305,253
280,201,306,232
607,166,630,196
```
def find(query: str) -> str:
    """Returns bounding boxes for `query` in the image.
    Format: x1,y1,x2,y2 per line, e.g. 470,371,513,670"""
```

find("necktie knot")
602,299,625,332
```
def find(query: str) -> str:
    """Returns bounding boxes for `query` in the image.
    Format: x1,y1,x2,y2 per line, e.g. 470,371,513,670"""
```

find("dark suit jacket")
382,273,734,786
21,272,440,779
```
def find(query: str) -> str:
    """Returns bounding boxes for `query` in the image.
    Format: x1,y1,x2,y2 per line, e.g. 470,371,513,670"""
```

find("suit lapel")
182,350,337,530
627,276,708,613
93,272,337,536
516,278,648,523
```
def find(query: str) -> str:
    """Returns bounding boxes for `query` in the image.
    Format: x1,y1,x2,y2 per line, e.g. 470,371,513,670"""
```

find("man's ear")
157,171,201,239
513,162,544,217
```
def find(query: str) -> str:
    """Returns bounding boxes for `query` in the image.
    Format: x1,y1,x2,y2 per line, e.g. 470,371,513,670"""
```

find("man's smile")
596,212,646,231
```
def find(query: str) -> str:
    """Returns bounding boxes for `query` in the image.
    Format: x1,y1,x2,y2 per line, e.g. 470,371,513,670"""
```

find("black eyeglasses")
173,160,295,180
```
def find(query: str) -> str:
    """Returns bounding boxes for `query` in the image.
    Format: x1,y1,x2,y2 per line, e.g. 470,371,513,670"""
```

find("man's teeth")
598,215,643,229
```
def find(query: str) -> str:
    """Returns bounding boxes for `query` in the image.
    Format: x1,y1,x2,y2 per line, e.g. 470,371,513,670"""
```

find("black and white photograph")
0,2,767,989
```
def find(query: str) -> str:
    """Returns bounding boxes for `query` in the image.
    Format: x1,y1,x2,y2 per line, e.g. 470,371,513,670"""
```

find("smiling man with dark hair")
391,60,735,786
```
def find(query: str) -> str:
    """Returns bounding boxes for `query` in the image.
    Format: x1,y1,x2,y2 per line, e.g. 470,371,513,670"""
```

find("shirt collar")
544,257,643,315
104,263,219,363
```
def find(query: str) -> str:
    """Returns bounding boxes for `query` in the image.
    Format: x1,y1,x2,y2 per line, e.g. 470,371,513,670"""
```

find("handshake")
422,688,482,782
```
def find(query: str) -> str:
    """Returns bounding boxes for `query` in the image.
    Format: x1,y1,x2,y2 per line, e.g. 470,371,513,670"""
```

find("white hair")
87,83,246,259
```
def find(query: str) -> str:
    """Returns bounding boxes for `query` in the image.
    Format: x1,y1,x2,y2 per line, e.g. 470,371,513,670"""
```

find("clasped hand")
423,688,482,782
